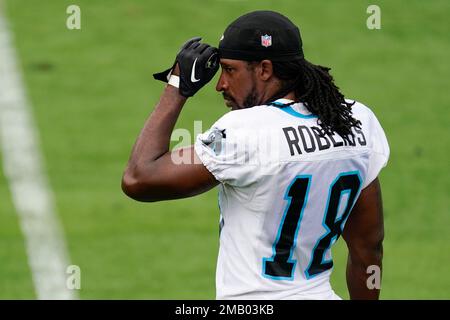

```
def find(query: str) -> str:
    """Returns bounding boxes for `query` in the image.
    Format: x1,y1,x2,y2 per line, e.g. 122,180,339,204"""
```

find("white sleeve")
363,111,390,188
194,114,258,187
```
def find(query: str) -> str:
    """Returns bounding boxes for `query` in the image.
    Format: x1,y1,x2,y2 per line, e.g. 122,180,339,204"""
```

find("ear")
258,60,274,81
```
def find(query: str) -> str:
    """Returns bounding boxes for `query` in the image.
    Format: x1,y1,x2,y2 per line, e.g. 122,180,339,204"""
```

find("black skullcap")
218,10,304,61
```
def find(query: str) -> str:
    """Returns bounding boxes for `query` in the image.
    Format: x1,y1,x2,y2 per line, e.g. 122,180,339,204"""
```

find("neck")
258,78,296,104
281,91,296,101
262,90,296,104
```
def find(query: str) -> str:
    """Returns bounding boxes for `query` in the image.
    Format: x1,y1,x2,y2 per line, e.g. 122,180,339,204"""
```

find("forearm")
124,37,217,178
121,37,219,202
126,84,186,171
346,245,383,300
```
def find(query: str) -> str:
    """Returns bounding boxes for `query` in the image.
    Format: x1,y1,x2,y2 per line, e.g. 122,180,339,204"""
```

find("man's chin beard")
224,100,236,110
242,89,258,109
223,88,259,110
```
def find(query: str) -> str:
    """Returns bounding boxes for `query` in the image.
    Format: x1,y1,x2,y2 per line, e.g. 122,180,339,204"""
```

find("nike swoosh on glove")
153,37,219,97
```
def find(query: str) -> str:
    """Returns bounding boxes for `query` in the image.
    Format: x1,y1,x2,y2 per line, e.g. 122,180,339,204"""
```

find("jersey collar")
269,99,318,119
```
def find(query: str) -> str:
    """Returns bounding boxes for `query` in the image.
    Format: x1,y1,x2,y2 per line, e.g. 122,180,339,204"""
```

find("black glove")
153,37,219,97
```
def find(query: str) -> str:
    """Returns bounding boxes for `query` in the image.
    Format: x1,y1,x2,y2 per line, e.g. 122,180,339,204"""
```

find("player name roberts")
282,125,367,156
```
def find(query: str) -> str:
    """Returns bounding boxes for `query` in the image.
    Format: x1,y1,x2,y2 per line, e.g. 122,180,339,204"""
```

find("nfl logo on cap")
261,34,272,47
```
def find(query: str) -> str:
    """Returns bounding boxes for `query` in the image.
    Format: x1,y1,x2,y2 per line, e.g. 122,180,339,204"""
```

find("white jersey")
194,99,389,300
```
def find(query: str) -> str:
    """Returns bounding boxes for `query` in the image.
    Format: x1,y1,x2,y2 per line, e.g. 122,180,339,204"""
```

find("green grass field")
1,0,449,299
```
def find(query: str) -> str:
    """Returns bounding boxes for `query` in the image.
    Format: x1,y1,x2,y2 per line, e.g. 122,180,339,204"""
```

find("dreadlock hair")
267,58,361,139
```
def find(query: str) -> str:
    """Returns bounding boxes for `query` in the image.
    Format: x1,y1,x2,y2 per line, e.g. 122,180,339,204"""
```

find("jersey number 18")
262,171,362,280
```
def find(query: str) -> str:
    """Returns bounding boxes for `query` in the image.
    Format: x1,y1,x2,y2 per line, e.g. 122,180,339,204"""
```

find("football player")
122,10,389,300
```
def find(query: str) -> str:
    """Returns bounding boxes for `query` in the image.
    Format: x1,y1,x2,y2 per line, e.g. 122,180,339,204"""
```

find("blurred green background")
0,0,449,299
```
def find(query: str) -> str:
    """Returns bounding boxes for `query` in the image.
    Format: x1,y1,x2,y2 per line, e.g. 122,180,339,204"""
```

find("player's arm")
342,177,384,300
121,38,220,202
